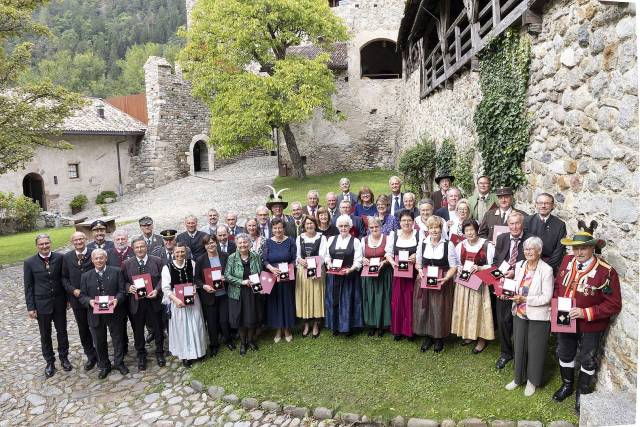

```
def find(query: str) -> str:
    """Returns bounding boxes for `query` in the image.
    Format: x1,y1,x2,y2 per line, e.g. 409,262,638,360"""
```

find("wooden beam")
454,26,462,61
492,0,501,29
522,8,542,34
437,0,450,73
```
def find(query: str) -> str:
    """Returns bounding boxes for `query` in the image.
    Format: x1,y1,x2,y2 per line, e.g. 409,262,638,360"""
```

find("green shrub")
96,190,117,204
0,192,42,234
99,204,108,216
70,194,88,211
398,135,437,198
436,138,457,176
453,145,477,197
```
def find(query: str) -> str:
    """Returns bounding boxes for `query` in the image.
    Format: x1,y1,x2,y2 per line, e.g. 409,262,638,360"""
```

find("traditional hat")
560,220,606,249
139,216,153,225
160,229,178,240
495,187,513,196
434,172,455,184
265,185,289,209
90,220,107,230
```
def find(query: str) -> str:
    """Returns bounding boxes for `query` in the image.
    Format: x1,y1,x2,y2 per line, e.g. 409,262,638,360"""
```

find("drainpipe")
115,139,127,196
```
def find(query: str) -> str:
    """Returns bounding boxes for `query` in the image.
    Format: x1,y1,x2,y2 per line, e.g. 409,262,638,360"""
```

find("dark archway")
23,173,46,209
360,39,402,79
193,140,209,172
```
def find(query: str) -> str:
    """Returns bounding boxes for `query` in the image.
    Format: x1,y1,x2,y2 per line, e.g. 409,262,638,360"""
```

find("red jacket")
554,255,622,333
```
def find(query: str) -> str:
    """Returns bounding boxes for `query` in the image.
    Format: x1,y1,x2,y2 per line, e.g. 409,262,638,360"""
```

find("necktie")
345,193,350,202
138,259,145,274
578,263,584,270
394,196,400,213
77,253,84,265
222,243,227,252
501,211,506,224
146,238,151,247
480,196,485,201
311,207,316,216
442,195,448,208
168,251,173,262
509,238,520,266
43,256,50,270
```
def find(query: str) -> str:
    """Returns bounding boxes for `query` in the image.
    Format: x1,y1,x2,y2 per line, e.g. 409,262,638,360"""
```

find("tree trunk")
281,123,307,179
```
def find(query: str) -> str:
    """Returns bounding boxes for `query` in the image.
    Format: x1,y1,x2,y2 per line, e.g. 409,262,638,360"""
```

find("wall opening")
193,140,209,172
23,173,46,210
360,39,402,79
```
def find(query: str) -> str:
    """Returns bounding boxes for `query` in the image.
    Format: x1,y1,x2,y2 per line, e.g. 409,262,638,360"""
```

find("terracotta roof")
60,98,147,136
286,42,348,70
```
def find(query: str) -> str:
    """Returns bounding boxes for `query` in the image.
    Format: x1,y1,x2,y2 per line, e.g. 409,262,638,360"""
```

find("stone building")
0,99,145,215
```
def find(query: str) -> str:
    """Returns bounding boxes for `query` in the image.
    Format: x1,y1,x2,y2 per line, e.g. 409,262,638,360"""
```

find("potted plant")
70,194,88,214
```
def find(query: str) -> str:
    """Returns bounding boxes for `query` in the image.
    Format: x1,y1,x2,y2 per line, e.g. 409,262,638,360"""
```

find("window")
360,40,402,79
68,164,79,179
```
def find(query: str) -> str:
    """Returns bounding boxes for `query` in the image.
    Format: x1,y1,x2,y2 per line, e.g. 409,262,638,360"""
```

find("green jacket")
224,251,263,300
467,192,498,221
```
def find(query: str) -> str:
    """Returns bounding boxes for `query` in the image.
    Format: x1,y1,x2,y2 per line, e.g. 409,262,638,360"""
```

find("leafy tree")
452,146,476,197
114,43,180,95
0,0,85,175
398,135,437,198
180,0,349,178
436,138,457,176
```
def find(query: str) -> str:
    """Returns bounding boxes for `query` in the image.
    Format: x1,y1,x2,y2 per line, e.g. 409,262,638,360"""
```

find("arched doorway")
360,39,402,79
193,140,209,172
23,173,46,209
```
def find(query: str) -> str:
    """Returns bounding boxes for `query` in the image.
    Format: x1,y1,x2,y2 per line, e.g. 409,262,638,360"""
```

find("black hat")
265,185,289,209
139,216,153,226
90,220,107,230
434,173,455,184
160,229,177,240
496,187,514,196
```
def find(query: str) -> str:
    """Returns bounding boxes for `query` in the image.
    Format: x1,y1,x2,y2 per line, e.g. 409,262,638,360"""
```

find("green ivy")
398,135,437,198
474,29,531,190
436,138,456,176
453,145,476,197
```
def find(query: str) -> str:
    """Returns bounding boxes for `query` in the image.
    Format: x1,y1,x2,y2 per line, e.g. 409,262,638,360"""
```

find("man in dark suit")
225,212,245,239
107,229,135,267
216,225,237,254
332,200,366,238
435,188,462,222
176,215,208,260
289,202,306,237
256,206,272,238
200,208,220,236
303,190,321,219
388,175,405,217
152,229,192,264
122,238,166,371
524,193,567,273
79,249,127,379
61,231,98,371
396,192,419,219
478,187,527,242
268,200,297,237
325,192,338,218
492,211,529,370
132,216,164,253
336,177,357,212
24,234,71,378
431,173,454,210
87,220,115,251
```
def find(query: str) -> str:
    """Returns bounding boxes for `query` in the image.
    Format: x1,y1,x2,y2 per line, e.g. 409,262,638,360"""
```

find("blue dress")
355,203,377,217
263,237,297,328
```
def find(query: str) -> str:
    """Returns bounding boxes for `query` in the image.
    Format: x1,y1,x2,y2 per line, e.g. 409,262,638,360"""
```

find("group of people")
24,174,622,414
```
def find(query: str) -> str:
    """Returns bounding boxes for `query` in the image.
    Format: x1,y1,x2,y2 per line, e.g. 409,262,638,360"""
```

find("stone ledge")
580,391,636,426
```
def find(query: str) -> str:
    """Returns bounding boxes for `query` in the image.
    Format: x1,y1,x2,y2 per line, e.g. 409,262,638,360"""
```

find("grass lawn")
273,169,395,213
192,332,578,424
0,226,74,265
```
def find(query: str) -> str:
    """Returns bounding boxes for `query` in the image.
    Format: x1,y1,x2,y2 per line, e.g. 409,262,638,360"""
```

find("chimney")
96,103,105,119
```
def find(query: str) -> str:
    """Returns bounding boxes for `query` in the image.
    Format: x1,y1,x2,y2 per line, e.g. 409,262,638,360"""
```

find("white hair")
112,229,128,238
524,236,543,253
307,190,319,198
446,187,462,197
388,175,402,185
336,214,353,228
339,177,350,185
216,224,230,233
91,248,107,259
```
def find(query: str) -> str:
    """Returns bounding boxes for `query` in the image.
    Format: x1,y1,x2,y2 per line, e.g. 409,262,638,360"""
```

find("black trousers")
557,331,603,371
131,300,164,358
90,314,125,369
496,298,514,359
202,295,230,347
72,305,97,362
36,299,69,363
122,308,135,350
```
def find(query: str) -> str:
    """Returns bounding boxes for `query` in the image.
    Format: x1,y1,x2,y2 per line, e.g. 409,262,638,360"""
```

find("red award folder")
328,258,347,275
551,297,577,333
305,256,322,279
174,283,195,305
394,255,414,278
450,234,464,246
203,267,224,290
132,273,154,300
420,266,444,290
93,296,115,314
455,271,483,291
276,263,295,282
258,271,276,294
361,257,382,278
475,267,504,287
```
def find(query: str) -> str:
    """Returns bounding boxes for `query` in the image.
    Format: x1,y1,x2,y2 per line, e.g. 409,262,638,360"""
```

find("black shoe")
239,344,247,356
345,331,353,338
393,335,402,341
495,356,512,370
575,371,593,414
98,367,110,379
433,339,444,353
84,359,97,371
552,366,575,402
137,359,147,372
60,357,73,371
377,329,385,338
420,337,433,353
248,341,259,351
210,345,219,357
368,329,376,337
116,364,129,375
182,359,192,368
407,335,416,342
44,362,55,378
332,330,339,337
145,332,155,344
226,341,237,351
156,355,166,367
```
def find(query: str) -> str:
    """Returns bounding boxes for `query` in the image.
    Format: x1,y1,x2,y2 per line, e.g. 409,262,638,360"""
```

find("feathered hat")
265,185,289,209
560,220,606,249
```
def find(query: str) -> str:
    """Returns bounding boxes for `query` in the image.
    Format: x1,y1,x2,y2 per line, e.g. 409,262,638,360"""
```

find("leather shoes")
98,367,111,379
156,355,166,367
248,341,259,351
60,357,73,371
421,337,433,352
239,344,247,356
137,359,147,371
44,362,55,378
210,345,219,357
116,364,129,375
145,332,155,344
226,341,236,351
433,339,444,353
182,359,192,368
496,356,512,370
393,334,402,341
84,359,97,371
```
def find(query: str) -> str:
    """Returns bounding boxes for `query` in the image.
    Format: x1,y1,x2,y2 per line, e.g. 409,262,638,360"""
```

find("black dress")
228,258,264,329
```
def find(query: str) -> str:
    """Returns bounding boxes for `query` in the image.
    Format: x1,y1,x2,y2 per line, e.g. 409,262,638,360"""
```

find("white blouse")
454,238,495,266
415,216,449,237
384,230,418,257
296,234,328,262
161,260,196,298
416,235,459,268
324,234,363,269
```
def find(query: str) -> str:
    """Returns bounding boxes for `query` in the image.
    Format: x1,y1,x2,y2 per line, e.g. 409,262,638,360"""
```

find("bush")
70,194,88,211
398,135,437,198
99,204,108,216
0,192,42,234
96,190,117,204
436,138,457,176
453,146,476,197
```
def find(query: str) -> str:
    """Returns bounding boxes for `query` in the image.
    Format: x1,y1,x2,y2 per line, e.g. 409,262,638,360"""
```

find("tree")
0,0,85,175
114,42,180,95
180,0,349,178
398,135,437,198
